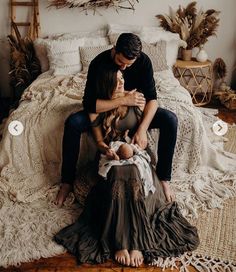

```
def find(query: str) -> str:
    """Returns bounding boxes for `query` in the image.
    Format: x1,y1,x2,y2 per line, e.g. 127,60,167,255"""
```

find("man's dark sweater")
82,49,157,113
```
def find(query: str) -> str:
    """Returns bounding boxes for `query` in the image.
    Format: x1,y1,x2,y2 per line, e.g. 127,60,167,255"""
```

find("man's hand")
160,181,175,203
131,128,148,150
123,90,146,108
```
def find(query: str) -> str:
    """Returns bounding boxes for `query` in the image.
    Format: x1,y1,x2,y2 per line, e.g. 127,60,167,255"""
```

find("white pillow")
50,28,108,40
108,23,143,44
140,31,177,67
46,37,85,75
80,45,113,73
33,28,109,73
140,28,186,67
84,36,110,47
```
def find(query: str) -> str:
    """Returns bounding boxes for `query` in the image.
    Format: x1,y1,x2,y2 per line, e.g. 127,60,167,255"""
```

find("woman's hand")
131,128,148,150
105,148,120,160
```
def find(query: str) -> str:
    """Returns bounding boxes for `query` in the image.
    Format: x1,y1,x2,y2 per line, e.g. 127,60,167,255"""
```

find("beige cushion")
80,44,113,73
142,41,168,72
46,37,85,75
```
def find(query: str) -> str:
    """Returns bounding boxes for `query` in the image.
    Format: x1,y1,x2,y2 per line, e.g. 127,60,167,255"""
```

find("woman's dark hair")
95,63,119,100
115,33,142,60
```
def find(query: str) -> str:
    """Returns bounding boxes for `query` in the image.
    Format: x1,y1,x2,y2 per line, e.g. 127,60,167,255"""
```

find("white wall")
0,0,236,96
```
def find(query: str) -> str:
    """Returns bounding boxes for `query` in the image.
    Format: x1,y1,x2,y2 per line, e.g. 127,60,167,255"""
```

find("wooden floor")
0,102,235,272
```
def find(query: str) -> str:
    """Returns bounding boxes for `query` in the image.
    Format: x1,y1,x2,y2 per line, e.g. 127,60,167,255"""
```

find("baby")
116,142,134,160
99,140,156,197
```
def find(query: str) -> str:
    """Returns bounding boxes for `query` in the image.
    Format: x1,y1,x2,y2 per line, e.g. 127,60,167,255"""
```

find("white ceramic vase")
196,45,208,62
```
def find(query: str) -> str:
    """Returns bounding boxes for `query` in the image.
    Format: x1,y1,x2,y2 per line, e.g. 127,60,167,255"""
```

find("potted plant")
156,2,220,61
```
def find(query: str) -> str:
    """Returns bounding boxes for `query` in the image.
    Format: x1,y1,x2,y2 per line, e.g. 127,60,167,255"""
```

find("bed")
0,24,235,268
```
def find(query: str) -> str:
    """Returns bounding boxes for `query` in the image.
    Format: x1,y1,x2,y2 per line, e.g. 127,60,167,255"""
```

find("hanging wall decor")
48,0,139,13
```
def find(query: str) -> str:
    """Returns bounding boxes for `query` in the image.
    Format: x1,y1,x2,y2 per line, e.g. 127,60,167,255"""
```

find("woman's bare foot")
115,249,130,266
55,183,72,207
160,180,175,202
130,250,144,267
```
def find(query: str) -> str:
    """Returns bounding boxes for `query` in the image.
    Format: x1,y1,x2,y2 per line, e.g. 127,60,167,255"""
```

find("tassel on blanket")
152,252,236,272
192,177,234,210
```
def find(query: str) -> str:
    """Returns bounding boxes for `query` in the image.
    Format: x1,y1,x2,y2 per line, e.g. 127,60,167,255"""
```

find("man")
56,33,177,207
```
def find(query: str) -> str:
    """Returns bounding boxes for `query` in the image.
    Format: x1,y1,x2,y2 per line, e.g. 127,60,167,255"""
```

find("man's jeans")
61,107,178,184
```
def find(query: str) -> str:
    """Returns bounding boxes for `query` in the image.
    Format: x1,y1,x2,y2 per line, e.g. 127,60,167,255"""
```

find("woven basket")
214,89,236,110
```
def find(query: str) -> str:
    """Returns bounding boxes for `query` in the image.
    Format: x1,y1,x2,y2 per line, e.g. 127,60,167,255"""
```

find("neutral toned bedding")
0,69,235,267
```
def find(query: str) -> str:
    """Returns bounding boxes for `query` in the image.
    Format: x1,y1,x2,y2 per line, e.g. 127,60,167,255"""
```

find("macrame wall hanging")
48,0,139,14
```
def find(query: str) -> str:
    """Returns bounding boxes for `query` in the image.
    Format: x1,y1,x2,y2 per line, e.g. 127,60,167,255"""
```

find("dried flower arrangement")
8,22,41,103
156,2,220,50
213,58,236,109
48,0,139,13
213,58,227,83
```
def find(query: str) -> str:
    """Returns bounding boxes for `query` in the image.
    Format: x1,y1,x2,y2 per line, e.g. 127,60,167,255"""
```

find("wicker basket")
214,89,236,110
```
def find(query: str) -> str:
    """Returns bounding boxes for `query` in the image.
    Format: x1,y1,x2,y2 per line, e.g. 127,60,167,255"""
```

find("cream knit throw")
0,70,235,267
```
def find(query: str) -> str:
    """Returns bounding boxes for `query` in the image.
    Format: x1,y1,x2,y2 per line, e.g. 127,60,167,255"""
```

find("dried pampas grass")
156,2,220,50
8,22,41,101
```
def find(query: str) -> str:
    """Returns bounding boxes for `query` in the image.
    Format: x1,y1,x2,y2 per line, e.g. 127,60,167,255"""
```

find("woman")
54,64,199,267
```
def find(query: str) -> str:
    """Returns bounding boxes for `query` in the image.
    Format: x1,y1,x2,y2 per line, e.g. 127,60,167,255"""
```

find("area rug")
153,125,236,271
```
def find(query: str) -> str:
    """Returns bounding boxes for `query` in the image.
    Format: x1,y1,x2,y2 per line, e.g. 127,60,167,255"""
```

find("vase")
182,49,192,61
196,45,208,62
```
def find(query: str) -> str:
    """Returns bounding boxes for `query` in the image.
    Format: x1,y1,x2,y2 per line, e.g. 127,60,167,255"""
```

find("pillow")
84,36,110,47
46,37,85,75
108,23,143,44
140,28,186,67
142,41,168,72
34,38,50,73
80,44,113,73
49,28,108,40
33,28,108,73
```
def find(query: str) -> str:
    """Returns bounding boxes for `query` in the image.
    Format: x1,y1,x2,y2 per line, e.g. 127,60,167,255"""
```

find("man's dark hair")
115,33,142,60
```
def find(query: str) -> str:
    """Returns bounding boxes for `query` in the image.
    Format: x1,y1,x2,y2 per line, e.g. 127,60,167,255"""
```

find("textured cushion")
80,44,113,73
142,41,168,72
46,37,85,75
34,38,50,73
140,28,184,68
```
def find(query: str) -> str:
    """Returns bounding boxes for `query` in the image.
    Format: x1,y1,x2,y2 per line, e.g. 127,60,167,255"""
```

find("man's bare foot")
55,183,72,207
115,249,130,266
130,250,144,267
160,180,175,202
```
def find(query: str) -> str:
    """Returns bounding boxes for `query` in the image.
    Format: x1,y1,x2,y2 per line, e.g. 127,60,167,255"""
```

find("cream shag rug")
153,125,236,271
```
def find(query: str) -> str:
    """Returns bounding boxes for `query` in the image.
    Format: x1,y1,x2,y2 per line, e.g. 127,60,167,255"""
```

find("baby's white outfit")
98,140,156,197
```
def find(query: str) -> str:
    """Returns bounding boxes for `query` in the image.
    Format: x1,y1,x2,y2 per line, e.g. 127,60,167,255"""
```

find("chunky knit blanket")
0,69,235,267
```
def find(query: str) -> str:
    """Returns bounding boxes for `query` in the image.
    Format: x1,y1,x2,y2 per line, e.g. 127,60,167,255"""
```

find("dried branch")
48,0,138,13
213,58,227,80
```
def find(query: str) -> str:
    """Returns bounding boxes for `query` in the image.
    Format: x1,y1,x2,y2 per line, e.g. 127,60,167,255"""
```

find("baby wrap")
98,141,156,197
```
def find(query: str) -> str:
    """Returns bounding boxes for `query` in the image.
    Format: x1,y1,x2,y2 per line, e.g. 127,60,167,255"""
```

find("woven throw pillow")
46,37,85,75
80,44,113,73
142,41,168,72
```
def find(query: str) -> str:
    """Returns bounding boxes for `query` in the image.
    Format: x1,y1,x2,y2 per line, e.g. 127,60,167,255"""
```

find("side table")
173,58,213,106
